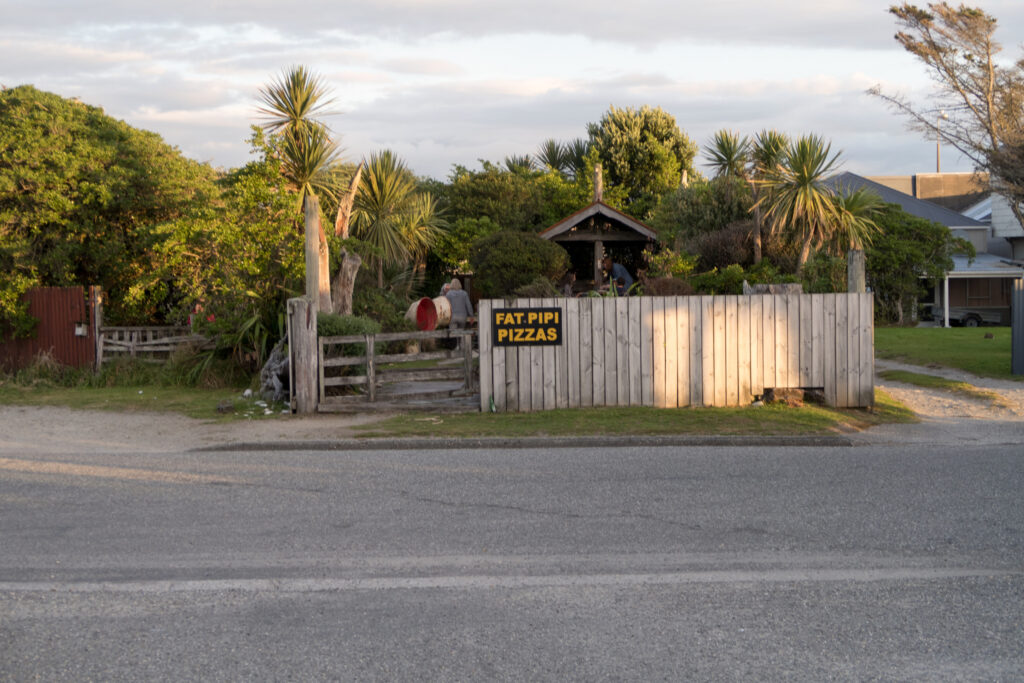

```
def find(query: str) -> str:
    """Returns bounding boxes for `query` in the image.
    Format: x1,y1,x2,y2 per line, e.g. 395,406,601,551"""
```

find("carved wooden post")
304,196,321,311
847,249,866,293
288,297,319,414
593,163,603,203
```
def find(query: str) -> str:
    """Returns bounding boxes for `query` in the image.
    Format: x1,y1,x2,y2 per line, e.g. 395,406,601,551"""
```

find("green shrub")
469,231,569,298
317,312,382,358
353,288,416,333
513,276,561,299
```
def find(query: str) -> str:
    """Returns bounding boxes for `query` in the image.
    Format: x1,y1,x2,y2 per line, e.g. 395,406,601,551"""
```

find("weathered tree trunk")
330,250,362,316
317,223,331,313
750,181,763,264
328,163,364,316
303,196,321,312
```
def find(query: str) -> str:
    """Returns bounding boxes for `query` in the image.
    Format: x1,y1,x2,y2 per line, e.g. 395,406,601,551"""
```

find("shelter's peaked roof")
826,172,987,228
540,201,658,241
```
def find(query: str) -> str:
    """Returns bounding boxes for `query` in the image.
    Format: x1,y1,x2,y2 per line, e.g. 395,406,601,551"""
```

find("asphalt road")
1,443,1022,681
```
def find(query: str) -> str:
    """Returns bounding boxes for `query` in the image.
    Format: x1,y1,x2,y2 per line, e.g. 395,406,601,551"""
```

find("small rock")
216,400,234,414
242,388,253,398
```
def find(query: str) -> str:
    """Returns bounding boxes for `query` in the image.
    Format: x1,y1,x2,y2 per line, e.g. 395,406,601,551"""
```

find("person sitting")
601,257,633,296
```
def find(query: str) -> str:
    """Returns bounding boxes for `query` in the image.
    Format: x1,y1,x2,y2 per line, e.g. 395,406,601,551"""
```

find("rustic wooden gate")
318,329,477,411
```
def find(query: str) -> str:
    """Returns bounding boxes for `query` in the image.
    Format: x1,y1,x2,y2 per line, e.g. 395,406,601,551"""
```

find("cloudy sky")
3,1,1022,180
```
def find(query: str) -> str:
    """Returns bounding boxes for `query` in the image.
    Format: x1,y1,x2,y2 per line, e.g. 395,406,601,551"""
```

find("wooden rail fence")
319,329,476,408
478,293,874,412
97,326,214,366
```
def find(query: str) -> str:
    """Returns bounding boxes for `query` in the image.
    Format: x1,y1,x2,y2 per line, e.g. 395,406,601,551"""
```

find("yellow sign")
492,307,562,346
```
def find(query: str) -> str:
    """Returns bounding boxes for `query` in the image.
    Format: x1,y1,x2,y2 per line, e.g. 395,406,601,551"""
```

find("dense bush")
512,276,561,299
469,231,569,298
688,221,754,270
352,288,415,333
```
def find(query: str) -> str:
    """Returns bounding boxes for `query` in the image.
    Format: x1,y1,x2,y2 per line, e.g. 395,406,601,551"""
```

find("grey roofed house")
827,171,1022,327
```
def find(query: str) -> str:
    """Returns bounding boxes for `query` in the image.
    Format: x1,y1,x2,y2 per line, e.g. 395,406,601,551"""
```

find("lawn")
874,327,1020,380
351,390,915,439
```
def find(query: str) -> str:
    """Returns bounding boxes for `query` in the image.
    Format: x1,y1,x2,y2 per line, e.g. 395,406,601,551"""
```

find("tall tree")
536,139,568,173
759,135,842,275
587,105,699,218
749,130,789,263
868,3,1024,227
703,130,752,179
0,85,218,332
258,66,344,311
352,150,444,288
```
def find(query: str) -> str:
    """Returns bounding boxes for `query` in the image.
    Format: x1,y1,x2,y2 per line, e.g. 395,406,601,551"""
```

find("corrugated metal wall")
0,287,97,371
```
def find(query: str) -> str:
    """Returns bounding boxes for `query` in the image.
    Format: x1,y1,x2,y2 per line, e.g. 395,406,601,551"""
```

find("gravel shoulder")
3,360,1022,454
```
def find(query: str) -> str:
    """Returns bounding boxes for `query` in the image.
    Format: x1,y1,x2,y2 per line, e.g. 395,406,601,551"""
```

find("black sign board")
492,307,563,346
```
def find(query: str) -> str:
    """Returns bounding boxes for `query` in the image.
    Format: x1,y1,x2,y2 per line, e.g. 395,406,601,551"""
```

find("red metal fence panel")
0,287,97,371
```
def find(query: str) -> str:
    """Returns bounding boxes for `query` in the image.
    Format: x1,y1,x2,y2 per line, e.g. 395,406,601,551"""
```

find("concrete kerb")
193,434,854,452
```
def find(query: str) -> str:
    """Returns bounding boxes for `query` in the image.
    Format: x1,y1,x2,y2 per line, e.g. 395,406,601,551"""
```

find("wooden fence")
97,326,214,366
319,329,476,408
478,294,874,412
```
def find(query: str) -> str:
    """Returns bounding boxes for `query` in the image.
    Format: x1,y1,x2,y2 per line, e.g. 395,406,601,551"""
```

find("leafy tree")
0,85,218,331
704,130,752,179
759,134,843,275
749,130,789,263
151,129,303,368
468,231,569,298
536,139,568,173
867,204,973,324
587,105,699,218
649,176,751,250
829,187,883,253
429,216,504,279
869,3,1024,228
352,150,445,288
257,65,348,312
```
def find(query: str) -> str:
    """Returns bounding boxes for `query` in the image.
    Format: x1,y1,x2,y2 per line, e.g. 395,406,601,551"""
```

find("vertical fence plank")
516,302,531,411
651,297,666,407
847,293,861,408
565,298,579,409
859,293,874,407
738,295,750,405
494,307,508,412
763,295,776,391
659,296,675,405
628,298,642,405
641,297,654,406
540,298,557,410
774,294,788,389
592,298,605,406
788,295,801,389
799,294,812,388
700,297,715,406
713,296,727,406
365,334,377,402
580,299,594,408
824,295,837,406
725,295,738,406
530,298,545,412
676,296,690,408
835,294,849,408
478,300,492,412
615,299,630,406
689,296,702,406
811,294,824,388
603,298,618,406
748,295,762,398
555,299,569,409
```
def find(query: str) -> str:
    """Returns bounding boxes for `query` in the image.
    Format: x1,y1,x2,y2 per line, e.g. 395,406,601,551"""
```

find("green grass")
875,327,1020,380
878,369,1010,408
352,390,915,439
0,381,285,420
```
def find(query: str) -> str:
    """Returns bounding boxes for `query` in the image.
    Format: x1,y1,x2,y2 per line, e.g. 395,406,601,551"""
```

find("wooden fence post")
288,296,319,414
365,334,376,402
1012,279,1024,376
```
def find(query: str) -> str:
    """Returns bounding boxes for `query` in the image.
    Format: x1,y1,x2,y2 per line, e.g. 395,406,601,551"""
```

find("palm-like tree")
704,130,751,179
504,154,536,174
749,130,789,264
257,66,344,310
565,138,591,180
760,134,842,274
352,150,444,288
536,139,568,173
829,186,883,253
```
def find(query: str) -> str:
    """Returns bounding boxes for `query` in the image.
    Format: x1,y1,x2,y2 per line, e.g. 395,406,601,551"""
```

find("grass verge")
352,389,916,439
0,382,285,421
875,327,1019,381
878,369,1010,408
